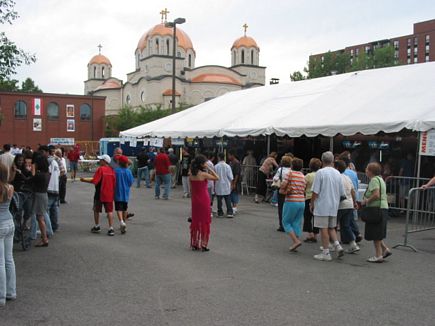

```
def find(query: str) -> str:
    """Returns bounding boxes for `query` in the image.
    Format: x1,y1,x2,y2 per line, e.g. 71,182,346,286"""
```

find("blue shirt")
344,168,359,191
115,167,134,202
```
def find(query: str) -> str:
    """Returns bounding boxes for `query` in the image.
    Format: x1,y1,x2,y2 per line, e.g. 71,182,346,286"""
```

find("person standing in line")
114,155,134,234
228,150,242,215
168,148,179,189
361,163,392,263
136,148,151,188
279,158,306,252
255,152,278,203
205,152,216,213
303,158,321,242
147,147,157,184
0,144,15,182
43,146,60,233
335,160,360,253
67,145,80,182
55,149,67,204
310,151,346,262
214,153,234,218
154,148,171,200
273,155,293,232
0,163,16,306
80,154,116,236
181,148,191,198
111,147,134,219
189,155,219,251
31,154,51,247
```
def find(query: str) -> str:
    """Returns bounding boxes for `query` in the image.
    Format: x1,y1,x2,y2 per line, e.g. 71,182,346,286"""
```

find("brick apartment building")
0,92,106,149
310,18,435,67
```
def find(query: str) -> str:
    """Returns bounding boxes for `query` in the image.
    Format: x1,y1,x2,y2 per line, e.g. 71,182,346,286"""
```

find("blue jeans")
271,190,278,204
338,209,356,243
282,201,305,237
0,220,16,305
155,174,171,199
136,166,150,188
48,194,59,232
30,213,53,240
230,191,240,205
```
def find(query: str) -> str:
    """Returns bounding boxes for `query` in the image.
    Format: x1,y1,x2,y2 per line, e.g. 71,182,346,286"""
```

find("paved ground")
2,177,435,325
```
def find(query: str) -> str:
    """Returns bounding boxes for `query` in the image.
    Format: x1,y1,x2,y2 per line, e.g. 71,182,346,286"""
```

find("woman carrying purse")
272,155,292,232
361,163,392,263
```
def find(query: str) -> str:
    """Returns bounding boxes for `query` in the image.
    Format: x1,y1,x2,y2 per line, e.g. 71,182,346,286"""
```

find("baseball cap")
118,155,129,164
97,154,111,164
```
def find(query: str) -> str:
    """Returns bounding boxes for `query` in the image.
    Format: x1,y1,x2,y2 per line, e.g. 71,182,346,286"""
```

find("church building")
84,10,266,115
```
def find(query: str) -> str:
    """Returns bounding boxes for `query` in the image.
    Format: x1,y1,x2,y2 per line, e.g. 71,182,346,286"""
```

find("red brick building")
310,19,435,67
0,92,106,149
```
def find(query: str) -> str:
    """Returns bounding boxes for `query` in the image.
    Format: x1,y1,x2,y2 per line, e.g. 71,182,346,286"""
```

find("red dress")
190,179,211,249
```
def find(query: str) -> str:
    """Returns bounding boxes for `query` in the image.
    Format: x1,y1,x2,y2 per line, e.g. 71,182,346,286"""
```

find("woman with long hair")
31,154,51,247
0,162,16,305
189,154,219,252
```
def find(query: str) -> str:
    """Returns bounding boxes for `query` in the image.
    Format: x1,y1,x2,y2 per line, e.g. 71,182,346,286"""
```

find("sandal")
201,247,210,252
289,242,302,252
383,249,392,259
367,256,383,263
35,241,49,247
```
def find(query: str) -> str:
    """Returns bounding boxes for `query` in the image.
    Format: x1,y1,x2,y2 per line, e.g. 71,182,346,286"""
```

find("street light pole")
166,17,186,114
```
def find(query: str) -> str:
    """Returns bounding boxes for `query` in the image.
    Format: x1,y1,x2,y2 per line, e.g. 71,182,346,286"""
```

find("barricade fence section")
384,176,430,213
241,164,260,194
394,187,435,252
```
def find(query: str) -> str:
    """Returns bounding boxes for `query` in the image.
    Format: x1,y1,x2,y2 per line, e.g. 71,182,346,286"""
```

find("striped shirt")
284,171,306,202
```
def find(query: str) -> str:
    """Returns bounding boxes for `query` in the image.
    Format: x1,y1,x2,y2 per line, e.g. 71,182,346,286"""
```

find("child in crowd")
80,154,116,236
114,155,134,234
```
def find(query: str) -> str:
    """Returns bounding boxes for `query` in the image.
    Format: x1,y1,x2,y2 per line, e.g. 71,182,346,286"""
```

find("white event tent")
120,62,435,139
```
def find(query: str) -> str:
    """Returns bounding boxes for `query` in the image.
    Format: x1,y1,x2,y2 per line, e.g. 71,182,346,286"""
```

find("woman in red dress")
189,155,219,251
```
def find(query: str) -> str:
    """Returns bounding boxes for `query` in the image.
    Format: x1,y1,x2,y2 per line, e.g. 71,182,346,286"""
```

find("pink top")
259,157,278,175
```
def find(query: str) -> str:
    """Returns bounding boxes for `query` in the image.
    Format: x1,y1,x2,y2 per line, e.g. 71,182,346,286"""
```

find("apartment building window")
350,49,354,57
426,55,430,62
350,58,353,64
414,47,418,55
414,37,418,46
365,46,370,54
393,40,399,49
15,100,27,119
407,38,411,47
426,45,430,54
321,56,324,63
407,58,411,64
426,35,430,44
355,48,359,56
407,48,411,55
414,56,418,63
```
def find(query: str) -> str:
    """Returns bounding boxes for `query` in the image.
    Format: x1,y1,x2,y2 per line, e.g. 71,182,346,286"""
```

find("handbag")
279,170,292,195
360,176,384,224
271,167,283,190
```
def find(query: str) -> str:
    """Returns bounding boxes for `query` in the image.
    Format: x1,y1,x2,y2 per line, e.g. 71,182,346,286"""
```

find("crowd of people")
1,142,434,307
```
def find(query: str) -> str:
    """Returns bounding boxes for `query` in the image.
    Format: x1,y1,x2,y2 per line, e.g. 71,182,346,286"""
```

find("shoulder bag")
271,167,283,190
360,176,384,224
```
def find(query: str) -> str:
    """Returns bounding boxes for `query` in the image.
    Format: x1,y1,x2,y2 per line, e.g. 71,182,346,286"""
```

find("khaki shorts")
314,216,337,229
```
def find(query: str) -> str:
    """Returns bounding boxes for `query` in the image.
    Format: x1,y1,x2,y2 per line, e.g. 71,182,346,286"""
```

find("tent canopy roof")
120,62,435,139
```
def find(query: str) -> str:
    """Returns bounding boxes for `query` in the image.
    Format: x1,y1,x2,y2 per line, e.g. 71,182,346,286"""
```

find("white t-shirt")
339,174,354,210
312,166,345,217
47,158,60,193
214,161,233,196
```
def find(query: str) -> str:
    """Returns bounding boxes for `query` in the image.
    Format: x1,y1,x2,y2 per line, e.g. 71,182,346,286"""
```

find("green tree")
0,0,36,82
0,77,18,91
20,77,42,93
290,71,306,82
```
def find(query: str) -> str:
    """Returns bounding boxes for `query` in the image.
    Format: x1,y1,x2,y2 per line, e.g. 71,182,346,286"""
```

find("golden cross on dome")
97,44,102,55
243,23,248,36
160,8,170,23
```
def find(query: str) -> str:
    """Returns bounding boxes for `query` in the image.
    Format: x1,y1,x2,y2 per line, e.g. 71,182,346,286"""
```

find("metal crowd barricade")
384,176,430,213
241,164,260,195
393,187,435,252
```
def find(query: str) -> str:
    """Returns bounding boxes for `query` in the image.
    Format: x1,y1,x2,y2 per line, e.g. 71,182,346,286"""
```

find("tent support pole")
266,135,271,155
329,137,334,152
416,132,422,180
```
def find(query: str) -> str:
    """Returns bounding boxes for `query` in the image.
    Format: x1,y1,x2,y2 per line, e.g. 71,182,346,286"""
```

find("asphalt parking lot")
2,179,435,326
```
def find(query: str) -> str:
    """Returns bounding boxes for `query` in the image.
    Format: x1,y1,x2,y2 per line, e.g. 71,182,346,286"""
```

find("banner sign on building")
33,98,42,116
130,138,137,147
50,138,75,146
420,129,435,156
67,119,75,132
150,138,164,148
66,104,75,118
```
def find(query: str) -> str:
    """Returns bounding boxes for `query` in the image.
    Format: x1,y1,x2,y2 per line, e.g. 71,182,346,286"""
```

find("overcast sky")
4,0,435,94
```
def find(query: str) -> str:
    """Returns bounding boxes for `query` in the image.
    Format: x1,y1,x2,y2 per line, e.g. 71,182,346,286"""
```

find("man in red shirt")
80,154,116,236
67,145,80,182
154,148,171,200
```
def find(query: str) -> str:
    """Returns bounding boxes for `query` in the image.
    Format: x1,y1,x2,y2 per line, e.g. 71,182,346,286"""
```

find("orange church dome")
88,54,112,66
192,74,241,86
136,23,194,53
231,36,259,50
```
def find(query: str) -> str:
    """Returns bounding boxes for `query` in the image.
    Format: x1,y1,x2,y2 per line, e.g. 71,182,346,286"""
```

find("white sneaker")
346,245,360,254
120,223,126,234
314,253,332,261
335,245,344,258
319,244,335,252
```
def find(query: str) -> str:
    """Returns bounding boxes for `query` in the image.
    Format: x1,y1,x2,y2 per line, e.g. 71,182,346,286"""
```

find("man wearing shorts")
67,145,80,182
81,154,116,236
310,151,346,261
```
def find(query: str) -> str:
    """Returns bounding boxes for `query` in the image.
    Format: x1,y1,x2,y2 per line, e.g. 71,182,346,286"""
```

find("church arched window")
93,66,96,78
166,39,170,55
156,39,159,54
102,67,105,79
251,50,254,64
241,50,245,64
188,54,192,68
